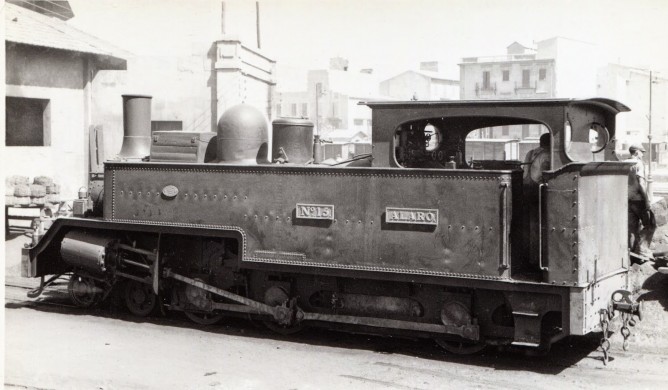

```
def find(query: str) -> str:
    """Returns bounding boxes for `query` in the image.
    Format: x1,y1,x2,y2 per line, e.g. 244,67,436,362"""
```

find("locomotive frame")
22,97,641,356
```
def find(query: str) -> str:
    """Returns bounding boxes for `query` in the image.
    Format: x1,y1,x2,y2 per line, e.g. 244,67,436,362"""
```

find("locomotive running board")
164,269,479,340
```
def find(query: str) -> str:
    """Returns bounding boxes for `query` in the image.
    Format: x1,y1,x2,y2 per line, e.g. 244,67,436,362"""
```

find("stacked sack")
45,182,61,205
5,176,17,206
32,176,53,206
8,175,31,206
5,175,61,206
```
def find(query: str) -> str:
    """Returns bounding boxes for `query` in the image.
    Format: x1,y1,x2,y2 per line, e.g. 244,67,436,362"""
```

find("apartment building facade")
459,38,600,141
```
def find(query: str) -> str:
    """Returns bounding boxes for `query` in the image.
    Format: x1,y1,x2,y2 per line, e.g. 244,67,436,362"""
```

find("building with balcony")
459,37,601,141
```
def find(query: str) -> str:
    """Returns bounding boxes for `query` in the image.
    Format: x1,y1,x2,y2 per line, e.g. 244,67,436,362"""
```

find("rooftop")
5,2,129,69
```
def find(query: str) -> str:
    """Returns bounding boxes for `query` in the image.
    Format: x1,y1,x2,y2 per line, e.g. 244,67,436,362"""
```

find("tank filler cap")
161,185,179,199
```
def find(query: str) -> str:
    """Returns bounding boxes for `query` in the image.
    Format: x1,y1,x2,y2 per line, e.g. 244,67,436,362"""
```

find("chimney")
118,95,152,160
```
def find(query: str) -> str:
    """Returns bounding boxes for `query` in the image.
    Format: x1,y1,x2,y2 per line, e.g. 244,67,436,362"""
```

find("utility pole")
256,2,261,49
315,83,323,135
648,70,654,201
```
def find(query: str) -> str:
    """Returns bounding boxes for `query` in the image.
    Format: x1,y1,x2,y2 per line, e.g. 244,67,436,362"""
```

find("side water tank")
217,104,269,164
272,118,314,164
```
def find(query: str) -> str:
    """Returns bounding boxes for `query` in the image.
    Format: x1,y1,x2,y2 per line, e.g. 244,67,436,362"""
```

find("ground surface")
4,233,668,390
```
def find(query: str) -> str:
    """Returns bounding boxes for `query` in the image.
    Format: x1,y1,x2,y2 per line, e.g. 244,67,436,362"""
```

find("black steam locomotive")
22,96,641,356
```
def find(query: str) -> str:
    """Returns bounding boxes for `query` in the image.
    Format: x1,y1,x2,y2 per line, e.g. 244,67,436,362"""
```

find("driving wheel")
435,338,486,355
185,310,224,325
262,286,303,335
124,280,157,317
68,274,101,308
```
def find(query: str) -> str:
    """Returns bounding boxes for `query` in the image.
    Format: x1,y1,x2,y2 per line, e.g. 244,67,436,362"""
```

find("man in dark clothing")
626,144,655,262
523,133,551,266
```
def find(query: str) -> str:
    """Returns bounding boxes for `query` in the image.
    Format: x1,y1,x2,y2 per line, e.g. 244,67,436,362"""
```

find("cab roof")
362,98,630,114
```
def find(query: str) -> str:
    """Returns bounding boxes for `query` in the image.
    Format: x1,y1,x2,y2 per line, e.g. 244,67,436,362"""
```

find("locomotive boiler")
22,96,642,358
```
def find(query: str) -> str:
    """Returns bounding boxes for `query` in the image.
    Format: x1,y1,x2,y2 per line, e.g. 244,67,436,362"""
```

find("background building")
5,0,278,200
276,58,383,139
458,37,602,141
92,37,276,160
379,61,459,101
597,64,668,164
4,1,127,197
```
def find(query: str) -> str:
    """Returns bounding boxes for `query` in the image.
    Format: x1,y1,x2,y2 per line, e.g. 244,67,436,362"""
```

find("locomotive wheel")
263,318,304,335
263,286,304,335
184,311,224,325
123,280,157,317
435,338,486,355
68,274,101,308
182,277,224,325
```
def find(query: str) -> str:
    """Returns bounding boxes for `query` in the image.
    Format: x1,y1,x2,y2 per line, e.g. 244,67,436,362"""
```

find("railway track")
5,279,76,310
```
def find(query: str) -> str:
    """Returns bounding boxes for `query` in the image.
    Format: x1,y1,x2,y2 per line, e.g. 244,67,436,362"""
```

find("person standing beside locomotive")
626,144,656,263
523,133,551,188
523,133,551,266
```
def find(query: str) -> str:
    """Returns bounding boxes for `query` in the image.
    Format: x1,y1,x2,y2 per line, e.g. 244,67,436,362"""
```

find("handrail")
499,182,509,270
538,183,548,271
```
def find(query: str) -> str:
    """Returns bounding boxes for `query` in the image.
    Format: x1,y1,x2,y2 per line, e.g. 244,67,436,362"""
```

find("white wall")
538,38,601,98
5,85,86,199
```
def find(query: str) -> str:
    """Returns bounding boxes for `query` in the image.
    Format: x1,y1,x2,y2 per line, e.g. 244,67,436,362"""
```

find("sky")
67,0,668,87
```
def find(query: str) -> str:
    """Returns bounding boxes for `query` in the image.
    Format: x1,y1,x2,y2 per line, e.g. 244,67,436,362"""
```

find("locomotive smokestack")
118,94,152,160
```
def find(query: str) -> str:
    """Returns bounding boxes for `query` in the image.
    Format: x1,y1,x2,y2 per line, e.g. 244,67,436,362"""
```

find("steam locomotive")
22,95,642,356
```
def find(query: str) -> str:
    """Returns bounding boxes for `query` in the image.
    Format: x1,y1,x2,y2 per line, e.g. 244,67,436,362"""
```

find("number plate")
296,203,334,220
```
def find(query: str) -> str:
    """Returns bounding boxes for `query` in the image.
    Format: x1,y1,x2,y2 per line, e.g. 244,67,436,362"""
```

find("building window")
502,126,509,136
502,70,510,81
522,124,530,139
354,119,364,126
522,70,531,88
276,104,282,116
6,97,51,146
291,103,297,117
301,103,308,117
539,68,546,80
332,103,337,117
482,71,491,89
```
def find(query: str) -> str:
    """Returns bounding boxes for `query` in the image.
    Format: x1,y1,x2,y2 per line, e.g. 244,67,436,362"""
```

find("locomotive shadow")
637,270,668,311
6,293,601,374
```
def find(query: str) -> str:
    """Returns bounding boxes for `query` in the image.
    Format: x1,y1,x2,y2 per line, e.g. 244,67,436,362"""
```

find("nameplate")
386,207,438,225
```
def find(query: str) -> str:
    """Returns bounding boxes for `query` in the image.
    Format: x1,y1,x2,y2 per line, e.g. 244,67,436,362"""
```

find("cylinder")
61,231,117,274
271,118,314,164
118,94,152,160
217,104,269,164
